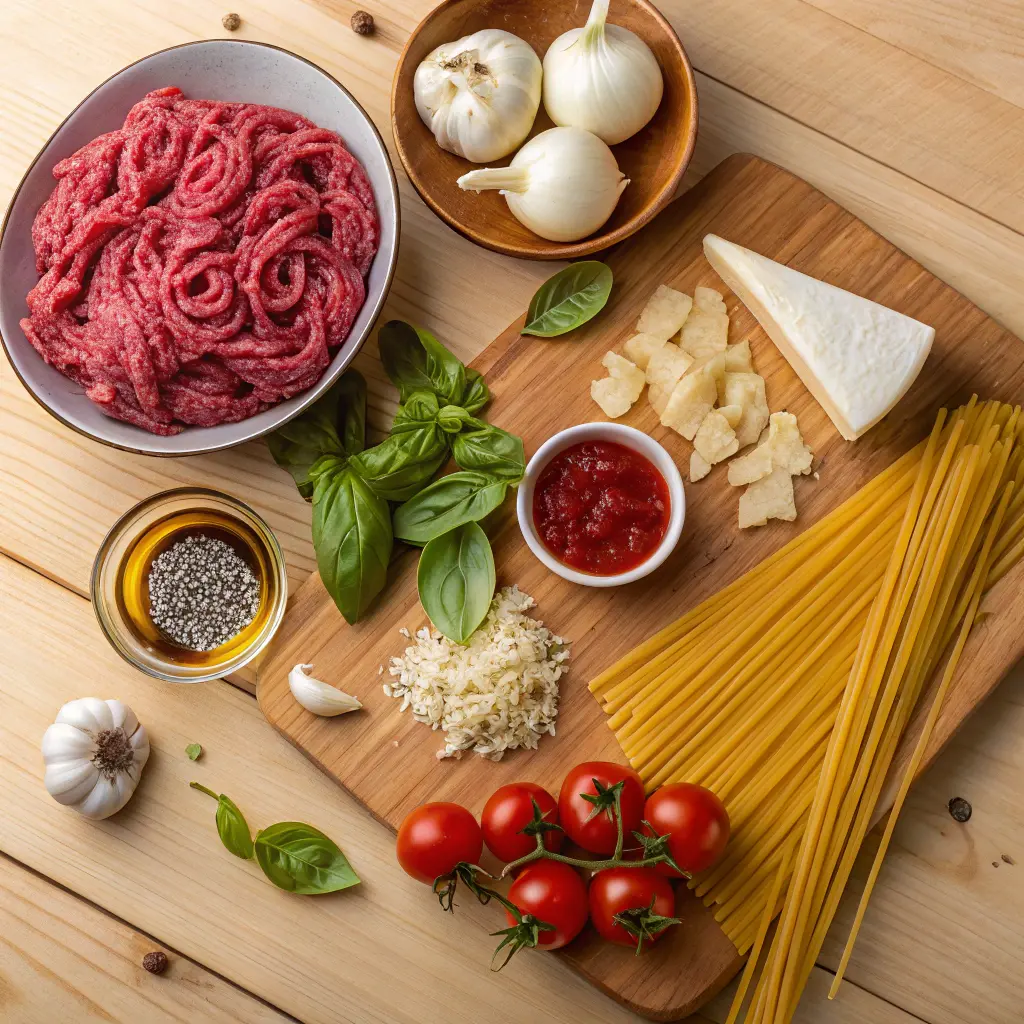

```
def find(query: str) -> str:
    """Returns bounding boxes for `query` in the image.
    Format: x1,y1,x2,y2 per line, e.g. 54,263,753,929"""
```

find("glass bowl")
91,487,288,682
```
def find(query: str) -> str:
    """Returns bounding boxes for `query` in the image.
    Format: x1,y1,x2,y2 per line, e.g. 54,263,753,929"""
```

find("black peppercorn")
351,10,375,35
948,796,972,823
222,12,241,31
142,951,169,975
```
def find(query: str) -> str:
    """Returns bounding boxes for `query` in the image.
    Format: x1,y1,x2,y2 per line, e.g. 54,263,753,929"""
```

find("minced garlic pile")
383,586,570,760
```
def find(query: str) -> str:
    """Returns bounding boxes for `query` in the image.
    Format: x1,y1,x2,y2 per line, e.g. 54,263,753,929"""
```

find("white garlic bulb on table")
414,29,542,163
42,698,150,820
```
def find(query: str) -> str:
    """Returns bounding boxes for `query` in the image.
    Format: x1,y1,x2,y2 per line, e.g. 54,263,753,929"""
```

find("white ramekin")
516,423,686,588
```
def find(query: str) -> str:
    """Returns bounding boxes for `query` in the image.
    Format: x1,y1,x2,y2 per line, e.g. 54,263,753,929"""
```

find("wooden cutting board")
257,154,1024,1020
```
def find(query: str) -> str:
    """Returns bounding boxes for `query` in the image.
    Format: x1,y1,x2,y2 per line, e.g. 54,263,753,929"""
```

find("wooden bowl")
391,0,698,260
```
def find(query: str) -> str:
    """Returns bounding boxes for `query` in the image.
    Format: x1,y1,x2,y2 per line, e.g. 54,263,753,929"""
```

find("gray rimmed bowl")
0,39,399,457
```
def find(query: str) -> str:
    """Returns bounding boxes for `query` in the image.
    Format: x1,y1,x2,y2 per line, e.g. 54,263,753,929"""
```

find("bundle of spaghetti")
586,398,1024,1019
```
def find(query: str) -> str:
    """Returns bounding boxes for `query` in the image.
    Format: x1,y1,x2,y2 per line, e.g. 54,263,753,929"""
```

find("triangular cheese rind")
703,235,935,440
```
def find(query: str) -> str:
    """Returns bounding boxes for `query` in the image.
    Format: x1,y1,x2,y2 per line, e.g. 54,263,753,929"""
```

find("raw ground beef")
21,87,379,435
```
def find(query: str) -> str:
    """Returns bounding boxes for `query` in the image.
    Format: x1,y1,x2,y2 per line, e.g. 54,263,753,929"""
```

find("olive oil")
115,507,279,670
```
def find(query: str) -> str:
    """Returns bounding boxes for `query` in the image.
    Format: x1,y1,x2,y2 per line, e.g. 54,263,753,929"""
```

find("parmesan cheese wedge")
739,469,797,528
703,234,934,441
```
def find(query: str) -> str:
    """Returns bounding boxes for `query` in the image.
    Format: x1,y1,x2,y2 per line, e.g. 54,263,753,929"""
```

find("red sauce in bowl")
532,440,671,576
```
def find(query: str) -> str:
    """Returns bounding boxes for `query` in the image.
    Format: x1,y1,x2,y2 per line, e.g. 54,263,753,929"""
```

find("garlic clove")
289,664,363,717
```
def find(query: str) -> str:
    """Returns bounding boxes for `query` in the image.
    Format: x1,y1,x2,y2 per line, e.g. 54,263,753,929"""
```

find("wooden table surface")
1,1,1022,1022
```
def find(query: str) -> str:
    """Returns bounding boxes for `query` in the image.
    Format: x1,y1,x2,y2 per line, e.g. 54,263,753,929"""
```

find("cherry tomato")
505,860,589,950
481,782,563,863
588,867,678,950
396,802,483,885
558,761,646,855
643,783,730,876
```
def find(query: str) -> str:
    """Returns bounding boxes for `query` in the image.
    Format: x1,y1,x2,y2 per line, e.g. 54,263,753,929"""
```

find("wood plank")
672,0,1024,234
0,853,292,1024
804,0,1024,109
0,552,936,1024
258,153,1024,1018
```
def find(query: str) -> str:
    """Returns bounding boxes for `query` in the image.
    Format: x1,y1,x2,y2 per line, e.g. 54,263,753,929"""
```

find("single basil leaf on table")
351,426,449,502
254,821,360,894
522,261,613,338
185,742,202,761
461,369,491,414
394,471,509,546
453,422,525,481
266,370,366,498
378,320,467,404
418,521,496,643
312,458,393,624
190,783,254,860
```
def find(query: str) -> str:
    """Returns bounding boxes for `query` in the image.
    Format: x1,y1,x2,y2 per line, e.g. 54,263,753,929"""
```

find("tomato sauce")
532,440,670,575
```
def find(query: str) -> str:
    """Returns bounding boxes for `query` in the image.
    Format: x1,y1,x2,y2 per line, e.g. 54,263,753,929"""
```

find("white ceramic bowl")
517,423,686,587
0,40,399,457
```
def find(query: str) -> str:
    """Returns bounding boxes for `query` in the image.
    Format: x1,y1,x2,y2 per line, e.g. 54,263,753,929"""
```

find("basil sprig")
191,784,359,894
522,261,613,338
267,322,524,639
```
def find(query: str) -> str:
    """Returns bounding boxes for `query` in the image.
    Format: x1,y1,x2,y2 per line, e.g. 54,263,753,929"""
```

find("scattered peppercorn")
1003,853,1016,865
222,12,241,31
351,10,375,35
948,796,972,823
143,951,169,975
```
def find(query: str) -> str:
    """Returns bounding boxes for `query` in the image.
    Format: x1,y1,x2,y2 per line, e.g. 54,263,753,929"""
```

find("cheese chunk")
680,307,729,361
739,469,797,528
649,384,669,417
690,350,727,387
601,352,645,400
721,371,769,447
768,411,813,475
623,332,668,371
693,409,740,465
694,285,727,314
661,372,717,440
591,378,634,418
690,450,712,482
719,403,743,429
724,339,753,373
637,285,693,340
703,234,934,440
646,344,694,393
728,439,774,486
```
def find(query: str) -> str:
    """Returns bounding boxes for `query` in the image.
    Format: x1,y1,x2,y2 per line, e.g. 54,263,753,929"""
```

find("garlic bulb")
543,0,664,146
289,664,362,717
414,29,542,163
42,698,150,820
457,127,628,242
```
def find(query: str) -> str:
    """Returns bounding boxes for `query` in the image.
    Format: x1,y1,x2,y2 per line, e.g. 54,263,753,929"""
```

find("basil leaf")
461,369,491,414
267,370,366,498
216,795,255,860
254,821,360,894
378,320,466,404
394,471,509,546
522,261,613,338
313,460,393,624
418,522,495,643
453,422,525,481
351,427,449,502
190,783,254,860
437,404,472,435
337,371,368,456
392,390,440,431
185,742,202,761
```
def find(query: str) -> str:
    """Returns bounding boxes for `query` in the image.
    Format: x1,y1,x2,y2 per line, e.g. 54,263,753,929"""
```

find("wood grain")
0,550,904,1024
257,153,1024,1018
391,0,697,259
0,854,292,1024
